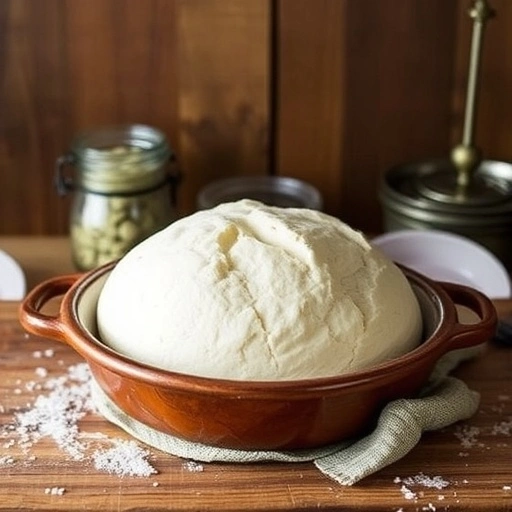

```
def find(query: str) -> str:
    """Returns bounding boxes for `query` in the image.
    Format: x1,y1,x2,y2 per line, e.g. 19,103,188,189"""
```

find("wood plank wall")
0,0,511,236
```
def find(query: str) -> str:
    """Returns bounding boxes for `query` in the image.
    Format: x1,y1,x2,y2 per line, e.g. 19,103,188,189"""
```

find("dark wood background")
1,0,511,235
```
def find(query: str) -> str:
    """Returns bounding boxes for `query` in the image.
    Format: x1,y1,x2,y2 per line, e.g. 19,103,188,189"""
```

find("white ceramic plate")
0,249,26,300
371,230,512,300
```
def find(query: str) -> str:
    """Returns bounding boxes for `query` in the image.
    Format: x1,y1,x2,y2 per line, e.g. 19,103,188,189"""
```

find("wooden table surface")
1,236,511,512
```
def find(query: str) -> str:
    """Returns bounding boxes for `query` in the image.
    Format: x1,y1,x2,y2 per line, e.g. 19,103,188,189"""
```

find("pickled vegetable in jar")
55,124,180,271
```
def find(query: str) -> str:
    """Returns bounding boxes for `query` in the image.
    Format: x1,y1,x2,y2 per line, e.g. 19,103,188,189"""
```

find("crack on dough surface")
215,222,280,374
97,199,422,381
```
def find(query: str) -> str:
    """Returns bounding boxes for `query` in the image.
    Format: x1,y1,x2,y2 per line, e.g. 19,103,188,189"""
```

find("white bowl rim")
372,229,511,300
0,248,26,300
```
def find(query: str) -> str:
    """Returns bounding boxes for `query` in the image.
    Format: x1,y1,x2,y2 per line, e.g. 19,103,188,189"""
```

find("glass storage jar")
55,124,180,271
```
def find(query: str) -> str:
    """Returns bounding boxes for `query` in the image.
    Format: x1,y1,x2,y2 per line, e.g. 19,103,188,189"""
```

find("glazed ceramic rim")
57,261,463,398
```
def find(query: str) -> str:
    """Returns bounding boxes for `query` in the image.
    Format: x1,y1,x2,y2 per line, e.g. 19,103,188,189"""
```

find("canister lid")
382,158,512,216
415,162,510,207
196,176,323,211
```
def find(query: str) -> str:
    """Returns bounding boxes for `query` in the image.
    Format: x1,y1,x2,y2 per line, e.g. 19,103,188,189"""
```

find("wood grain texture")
1,0,512,236
0,0,269,233
341,0,460,233
0,302,511,510
275,0,345,218
276,0,460,233
0,236,511,511
176,0,270,214
0,0,181,234
0,0,70,234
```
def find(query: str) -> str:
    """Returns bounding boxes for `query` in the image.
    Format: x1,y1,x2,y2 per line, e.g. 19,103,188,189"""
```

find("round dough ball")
97,199,422,381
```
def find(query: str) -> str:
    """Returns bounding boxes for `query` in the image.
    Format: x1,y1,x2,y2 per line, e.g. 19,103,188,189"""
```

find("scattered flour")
13,363,94,459
45,487,65,496
401,473,450,490
491,418,512,436
454,414,512,451
395,473,450,506
4,339,510,499
183,460,204,473
394,402,512,508
454,425,482,448
34,367,48,378
1,360,158,480
399,484,417,501
33,349,55,359
93,440,157,477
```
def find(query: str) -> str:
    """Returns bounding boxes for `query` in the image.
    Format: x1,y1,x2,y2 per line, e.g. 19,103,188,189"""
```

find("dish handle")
18,274,82,344
440,281,498,351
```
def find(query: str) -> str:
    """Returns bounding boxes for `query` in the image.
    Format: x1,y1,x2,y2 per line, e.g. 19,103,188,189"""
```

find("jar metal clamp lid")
54,124,181,202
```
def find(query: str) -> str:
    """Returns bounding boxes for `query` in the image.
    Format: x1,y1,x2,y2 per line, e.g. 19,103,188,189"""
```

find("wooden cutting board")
1,300,512,511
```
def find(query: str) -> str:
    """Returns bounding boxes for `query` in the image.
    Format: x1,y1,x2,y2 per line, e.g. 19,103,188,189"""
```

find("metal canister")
380,0,512,271
380,158,512,271
197,176,323,211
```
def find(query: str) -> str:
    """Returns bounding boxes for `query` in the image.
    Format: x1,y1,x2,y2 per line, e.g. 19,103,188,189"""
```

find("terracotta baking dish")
19,262,497,450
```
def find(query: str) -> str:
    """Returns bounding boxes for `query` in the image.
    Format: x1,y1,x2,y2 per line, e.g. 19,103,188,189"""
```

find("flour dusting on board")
0,352,158,478
93,439,157,477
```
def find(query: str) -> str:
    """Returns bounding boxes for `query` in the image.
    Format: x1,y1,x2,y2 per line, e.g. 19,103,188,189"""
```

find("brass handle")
451,0,495,188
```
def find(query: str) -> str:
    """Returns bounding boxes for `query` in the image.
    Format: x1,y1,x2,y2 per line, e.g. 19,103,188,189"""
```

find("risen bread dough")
97,199,422,381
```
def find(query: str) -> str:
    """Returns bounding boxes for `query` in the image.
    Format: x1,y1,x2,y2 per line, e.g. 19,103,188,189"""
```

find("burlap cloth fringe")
91,347,481,485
